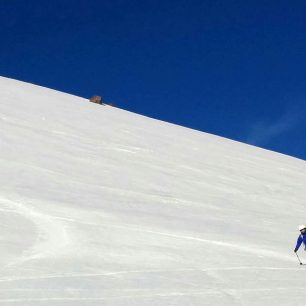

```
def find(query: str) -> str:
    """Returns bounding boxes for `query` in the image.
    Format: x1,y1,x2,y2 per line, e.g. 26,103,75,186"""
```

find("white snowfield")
0,76,306,306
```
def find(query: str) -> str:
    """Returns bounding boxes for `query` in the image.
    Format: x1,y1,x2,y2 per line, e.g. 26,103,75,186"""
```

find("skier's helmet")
298,225,306,231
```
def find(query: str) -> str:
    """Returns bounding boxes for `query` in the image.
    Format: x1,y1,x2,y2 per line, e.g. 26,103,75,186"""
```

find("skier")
294,225,306,253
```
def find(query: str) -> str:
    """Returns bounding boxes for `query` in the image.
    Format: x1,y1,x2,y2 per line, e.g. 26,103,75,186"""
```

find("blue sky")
1,0,306,159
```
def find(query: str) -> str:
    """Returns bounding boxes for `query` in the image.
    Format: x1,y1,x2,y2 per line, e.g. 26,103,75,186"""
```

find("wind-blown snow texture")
1,76,306,305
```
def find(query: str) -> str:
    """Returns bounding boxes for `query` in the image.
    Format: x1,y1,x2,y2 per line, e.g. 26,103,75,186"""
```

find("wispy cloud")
246,109,305,146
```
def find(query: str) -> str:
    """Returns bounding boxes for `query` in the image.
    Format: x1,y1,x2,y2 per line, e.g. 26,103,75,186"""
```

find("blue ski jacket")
295,234,306,252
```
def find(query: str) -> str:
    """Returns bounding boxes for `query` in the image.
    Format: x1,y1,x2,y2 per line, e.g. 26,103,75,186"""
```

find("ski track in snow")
0,190,294,272
0,194,298,306
0,194,292,273
0,197,72,268
0,287,305,303
0,266,302,283
104,223,293,262
48,214,296,263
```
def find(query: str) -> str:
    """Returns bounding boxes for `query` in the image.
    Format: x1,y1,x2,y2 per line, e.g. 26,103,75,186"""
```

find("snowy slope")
1,76,306,306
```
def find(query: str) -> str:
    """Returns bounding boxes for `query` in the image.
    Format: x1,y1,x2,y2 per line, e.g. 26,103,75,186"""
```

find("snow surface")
1,76,306,305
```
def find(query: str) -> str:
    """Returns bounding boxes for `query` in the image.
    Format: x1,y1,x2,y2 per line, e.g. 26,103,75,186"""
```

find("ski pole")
295,252,303,265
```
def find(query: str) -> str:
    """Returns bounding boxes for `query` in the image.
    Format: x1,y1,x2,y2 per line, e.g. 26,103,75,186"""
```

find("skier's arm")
294,236,303,252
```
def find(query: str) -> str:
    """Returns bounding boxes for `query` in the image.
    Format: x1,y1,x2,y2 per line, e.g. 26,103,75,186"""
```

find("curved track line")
1,198,73,266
